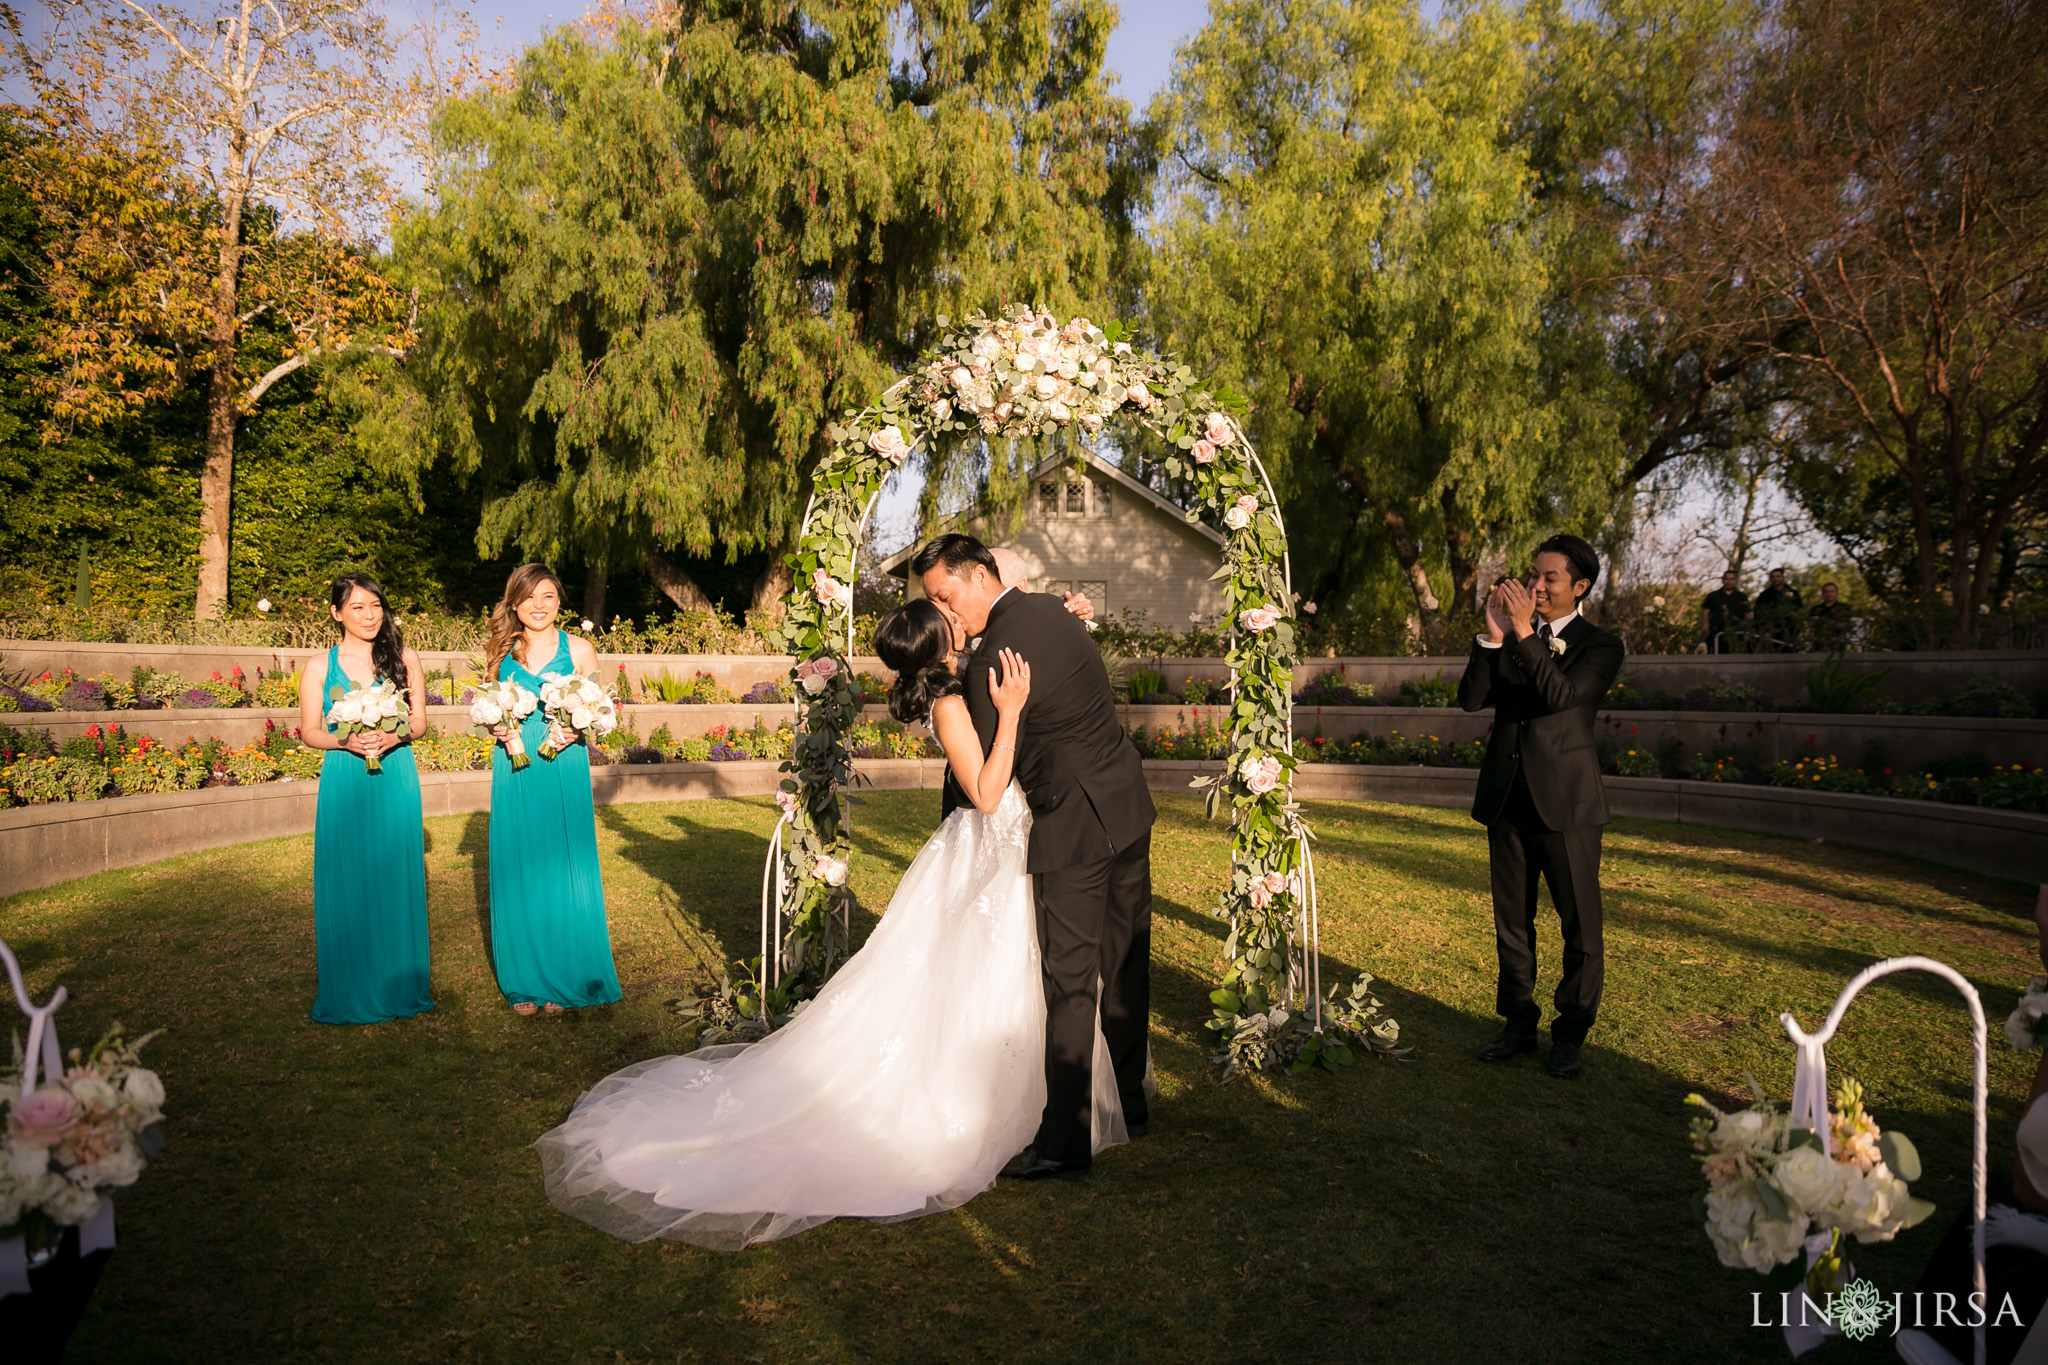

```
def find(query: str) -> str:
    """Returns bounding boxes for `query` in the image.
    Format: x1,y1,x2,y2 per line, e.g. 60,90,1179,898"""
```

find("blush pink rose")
1262,871,1288,895
775,790,799,816
1249,881,1272,909
1240,753,1282,795
9,1087,79,1148
811,656,839,679
1191,439,1217,464
1238,604,1280,632
1125,382,1152,408
812,571,841,605
1205,412,1235,445
868,426,911,464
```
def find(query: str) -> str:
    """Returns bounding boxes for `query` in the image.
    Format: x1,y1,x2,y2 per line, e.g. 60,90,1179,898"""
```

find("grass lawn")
2,791,2039,1364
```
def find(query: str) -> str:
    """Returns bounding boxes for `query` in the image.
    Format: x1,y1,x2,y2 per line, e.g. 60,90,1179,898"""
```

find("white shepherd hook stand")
1781,955,1987,1365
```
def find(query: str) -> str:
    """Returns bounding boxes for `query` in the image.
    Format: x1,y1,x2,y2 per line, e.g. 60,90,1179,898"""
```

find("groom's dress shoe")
999,1146,1090,1182
1126,1122,1150,1138
1545,1038,1584,1079
1476,1029,1537,1062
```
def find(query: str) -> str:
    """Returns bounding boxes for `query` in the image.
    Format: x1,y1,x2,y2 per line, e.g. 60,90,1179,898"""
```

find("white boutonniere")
1547,637,1567,656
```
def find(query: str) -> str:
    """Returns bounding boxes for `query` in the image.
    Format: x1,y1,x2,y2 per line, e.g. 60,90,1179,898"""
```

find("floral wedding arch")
757,306,1400,1076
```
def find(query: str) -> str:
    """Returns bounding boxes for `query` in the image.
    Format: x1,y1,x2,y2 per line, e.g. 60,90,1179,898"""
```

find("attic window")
1037,476,1108,519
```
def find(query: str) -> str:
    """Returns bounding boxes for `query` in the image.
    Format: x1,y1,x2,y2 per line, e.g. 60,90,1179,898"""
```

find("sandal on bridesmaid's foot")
542,1002,565,1015
512,1002,539,1017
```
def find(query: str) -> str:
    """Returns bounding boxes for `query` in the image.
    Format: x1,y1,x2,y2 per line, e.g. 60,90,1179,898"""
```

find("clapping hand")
1494,578,1536,641
987,647,1031,716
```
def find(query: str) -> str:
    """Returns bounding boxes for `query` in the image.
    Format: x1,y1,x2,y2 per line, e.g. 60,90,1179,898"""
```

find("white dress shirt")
1477,605,1579,650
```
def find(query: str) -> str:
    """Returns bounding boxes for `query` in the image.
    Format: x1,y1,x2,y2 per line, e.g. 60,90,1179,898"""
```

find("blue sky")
475,0,1209,110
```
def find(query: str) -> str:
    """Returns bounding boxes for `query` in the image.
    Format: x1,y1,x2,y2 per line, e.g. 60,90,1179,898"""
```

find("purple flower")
58,680,108,711
740,681,787,705
1,685,52,712
181,688,218,709
708,744,748,761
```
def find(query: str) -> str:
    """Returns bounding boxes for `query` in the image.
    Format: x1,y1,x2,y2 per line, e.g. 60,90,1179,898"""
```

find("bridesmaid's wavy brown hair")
486,563,567,681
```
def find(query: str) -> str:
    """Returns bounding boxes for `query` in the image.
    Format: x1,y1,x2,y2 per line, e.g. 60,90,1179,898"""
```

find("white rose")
81,1140,144,1189
580,618,595,631
471,699,504,726
1771,1144,1845,1218
122,1069,165,1112
569,706,594,730
331,699,362,726
1048,401,1072,422
1056,356,1080,380
1034,374,1059,399
42,1177,99,1226
1836,1164,1909,1242
1223,504,1250,530
971,333,1001,360
1112,341,1131,355
8,1138,48,1180
1011,350,1035,372
801,672,827,695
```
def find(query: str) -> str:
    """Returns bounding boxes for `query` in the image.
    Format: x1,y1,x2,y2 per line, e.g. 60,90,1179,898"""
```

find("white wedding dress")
535,784,1126,1249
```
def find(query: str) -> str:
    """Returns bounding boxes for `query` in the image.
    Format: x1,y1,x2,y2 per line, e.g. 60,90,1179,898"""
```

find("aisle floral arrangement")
1686,1078,1932,1297
1,1024,165,1253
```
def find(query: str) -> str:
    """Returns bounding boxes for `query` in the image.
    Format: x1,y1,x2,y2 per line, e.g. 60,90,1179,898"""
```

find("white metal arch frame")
751,311,1320,1045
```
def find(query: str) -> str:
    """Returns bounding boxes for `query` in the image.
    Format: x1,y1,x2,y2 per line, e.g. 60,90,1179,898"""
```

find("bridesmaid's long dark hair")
329,573,406,686
874,599,963,725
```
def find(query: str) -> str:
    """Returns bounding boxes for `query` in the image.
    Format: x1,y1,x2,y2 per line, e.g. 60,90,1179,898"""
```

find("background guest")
1458,535,1625,1080
484,563,621,1016
1701,569,1748,654
1753,567,1804,651
298,572,434,1026
1807,581,1850,650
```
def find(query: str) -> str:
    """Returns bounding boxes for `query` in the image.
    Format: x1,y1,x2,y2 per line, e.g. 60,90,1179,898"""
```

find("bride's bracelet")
990,742,1014,752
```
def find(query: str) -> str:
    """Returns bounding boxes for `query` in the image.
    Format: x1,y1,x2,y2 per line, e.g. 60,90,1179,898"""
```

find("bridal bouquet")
469,680,539,770
2008,977,2048,1049
1,1024,165,1251
536,672,618,759
1686,1078,1932,1294
327,679,409,773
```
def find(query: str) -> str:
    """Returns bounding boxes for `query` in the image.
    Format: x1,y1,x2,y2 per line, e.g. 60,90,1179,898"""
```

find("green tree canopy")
371,0,1147,622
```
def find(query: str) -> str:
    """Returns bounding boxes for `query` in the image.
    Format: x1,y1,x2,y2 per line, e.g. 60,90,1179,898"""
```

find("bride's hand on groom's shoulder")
989,647,1031,714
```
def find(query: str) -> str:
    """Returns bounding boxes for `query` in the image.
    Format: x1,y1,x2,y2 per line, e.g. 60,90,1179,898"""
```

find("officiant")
1457,535,1625,1080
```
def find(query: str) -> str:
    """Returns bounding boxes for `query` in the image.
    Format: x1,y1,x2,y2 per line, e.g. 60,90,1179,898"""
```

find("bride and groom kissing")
536,533,1155,1249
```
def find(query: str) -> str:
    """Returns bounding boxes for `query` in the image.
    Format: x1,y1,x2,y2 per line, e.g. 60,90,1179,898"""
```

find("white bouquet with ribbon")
327,678,409,773
536,672,617,759
1685,1077,1932,1296
2008,976,2048,1049
469,679,538,770
2,1024,165,1251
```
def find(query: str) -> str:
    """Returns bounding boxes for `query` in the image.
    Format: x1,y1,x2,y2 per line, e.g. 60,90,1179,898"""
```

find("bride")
535,598,1126,1250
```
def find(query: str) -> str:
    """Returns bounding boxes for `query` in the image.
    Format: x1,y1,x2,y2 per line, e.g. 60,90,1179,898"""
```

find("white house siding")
898,475,1226,625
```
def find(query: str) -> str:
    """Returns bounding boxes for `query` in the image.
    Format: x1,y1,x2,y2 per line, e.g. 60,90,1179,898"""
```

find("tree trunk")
1439,483,1480,617
582,559,608,626
1381,506,1439,618
194,201,246,622
646,548,712,613
749,552,794,620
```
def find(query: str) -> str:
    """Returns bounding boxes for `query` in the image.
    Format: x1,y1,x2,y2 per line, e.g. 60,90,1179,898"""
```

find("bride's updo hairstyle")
874,599,964,726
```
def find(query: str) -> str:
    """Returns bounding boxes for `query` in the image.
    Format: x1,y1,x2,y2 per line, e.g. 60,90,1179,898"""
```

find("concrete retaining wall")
9,641,2042,709
17,702,891,748
6,757,2037,903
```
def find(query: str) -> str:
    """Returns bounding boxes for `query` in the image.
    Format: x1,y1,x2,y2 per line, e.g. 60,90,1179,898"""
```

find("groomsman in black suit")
1457,534,1625,1079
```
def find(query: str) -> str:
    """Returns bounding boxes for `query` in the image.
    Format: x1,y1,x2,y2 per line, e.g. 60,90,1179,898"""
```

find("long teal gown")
311,645,435,1025
488,630,621,1009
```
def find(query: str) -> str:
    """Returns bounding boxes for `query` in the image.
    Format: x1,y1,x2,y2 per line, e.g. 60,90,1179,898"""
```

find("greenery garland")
766,305,1401,1072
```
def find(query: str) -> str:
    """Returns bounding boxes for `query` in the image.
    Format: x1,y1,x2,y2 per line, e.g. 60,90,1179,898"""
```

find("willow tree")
373,0,1145,621
1146,0,1599,628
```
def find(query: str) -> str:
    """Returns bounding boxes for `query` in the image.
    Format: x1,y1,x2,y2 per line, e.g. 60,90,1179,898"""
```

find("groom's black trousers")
1489,775,1604,1042
1033,836,1151,1166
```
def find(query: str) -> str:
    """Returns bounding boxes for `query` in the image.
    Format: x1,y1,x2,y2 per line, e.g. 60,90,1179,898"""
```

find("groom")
1457,534,1624,1080
913,533,1155,1180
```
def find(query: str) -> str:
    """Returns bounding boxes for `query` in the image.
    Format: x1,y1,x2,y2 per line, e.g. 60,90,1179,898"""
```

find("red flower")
232,665,245,678
210,671,223,681
85,724,100,738
1804,733,1816,747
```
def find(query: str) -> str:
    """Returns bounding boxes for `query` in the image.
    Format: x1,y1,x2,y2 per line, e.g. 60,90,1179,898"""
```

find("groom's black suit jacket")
964,590,1155,874
1456,616,1626,831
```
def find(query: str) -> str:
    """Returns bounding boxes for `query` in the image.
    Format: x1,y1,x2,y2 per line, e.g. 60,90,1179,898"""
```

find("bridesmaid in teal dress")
299,572,435,1025
484,564,621,1015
